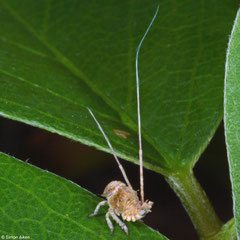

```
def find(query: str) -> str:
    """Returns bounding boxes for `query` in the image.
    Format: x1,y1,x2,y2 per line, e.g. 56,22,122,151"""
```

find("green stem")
166,169,222,239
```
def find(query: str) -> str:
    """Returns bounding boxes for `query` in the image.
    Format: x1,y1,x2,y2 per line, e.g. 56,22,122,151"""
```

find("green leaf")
0,152,167,239
0,0,238,175
224,8,240,239
206,219,237,240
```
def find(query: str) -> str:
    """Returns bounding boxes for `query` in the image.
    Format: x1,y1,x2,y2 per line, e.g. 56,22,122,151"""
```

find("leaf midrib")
175,1,204,163
0,67,117,122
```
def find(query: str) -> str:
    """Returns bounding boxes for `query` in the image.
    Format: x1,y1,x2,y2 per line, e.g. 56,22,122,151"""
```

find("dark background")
0,116,232,240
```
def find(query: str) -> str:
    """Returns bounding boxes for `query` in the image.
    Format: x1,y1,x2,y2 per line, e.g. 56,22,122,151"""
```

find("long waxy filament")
136,6,159,204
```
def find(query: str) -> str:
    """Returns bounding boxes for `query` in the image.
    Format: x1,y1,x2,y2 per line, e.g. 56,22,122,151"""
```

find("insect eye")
139,210,146,215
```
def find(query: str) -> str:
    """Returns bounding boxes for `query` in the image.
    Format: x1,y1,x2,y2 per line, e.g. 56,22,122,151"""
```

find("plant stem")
166,169,222,239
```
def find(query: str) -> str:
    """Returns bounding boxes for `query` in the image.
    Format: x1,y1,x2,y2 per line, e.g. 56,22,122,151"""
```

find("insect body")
104,181,153,222
89,181,153,234
113,129,130,139
88,6,159,235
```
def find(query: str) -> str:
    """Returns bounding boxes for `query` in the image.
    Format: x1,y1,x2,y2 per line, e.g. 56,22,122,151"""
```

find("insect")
88,6,159,235
113,129,130,139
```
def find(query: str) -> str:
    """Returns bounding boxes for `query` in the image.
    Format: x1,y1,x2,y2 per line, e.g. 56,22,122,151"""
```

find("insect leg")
109,208,128,235
88,200,107,217
106,209,114,234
